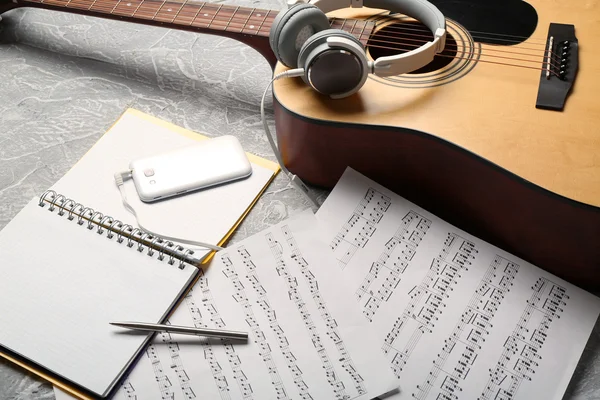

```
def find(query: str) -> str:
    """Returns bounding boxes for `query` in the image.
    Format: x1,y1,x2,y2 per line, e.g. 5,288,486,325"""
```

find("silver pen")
110,321,248,340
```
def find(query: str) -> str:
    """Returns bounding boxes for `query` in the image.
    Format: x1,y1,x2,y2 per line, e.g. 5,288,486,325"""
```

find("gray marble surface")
0,4,599,400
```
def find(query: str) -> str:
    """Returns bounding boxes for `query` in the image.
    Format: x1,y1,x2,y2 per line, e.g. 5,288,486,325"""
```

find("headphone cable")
260,69,321,209
114,171,224,252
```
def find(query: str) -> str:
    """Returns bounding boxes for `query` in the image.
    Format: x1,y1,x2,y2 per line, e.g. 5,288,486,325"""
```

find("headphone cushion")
269,4,330,68
297,29,365,71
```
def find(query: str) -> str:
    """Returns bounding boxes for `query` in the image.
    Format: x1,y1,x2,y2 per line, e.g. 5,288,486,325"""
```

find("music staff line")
282,225,367,396
222,253,289,399
120,378,137,399
356,211,432,321
146,343,175,400
236,246,310,399
479,277,568,400
158,325,195,400
330,188,391,269
414,256,520,400
267,233,350,400
199,276,254,399
184,289,232,399
382,233,477,378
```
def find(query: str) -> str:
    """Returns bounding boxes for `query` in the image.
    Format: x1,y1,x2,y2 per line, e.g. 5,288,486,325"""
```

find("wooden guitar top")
274,5,600,208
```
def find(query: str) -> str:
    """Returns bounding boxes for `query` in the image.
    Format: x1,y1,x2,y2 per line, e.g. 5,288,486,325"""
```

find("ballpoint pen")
110,321,248,340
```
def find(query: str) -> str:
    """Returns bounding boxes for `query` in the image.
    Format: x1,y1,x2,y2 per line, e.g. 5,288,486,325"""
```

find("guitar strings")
368,32,563,69
70,0,552,48
360,16,565,65
369,26,563,61
367,18,550,45
53,0,563,72
370,31,561,63
373,21,566,65
366,42,561,76
329,14,562,69
333,15,566,69
63,0,549,46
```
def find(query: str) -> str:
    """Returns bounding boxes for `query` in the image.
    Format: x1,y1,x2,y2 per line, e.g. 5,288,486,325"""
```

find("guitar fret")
151,0,168,21
133,0,165,21
158,2,199,25
89,0,118,12
131,0,145,18
240,7,255,33
225,6,240,31
207,4,223,29
169,0,186,24
110,0,123,14
255,10,271,36
350,19,359,37
328,17,373,43
187,2,205,26
112,0,143,17
59,0,93,10
153,0,185,23
359,19,368,38
87,0,115,12
190,3,220,28
19,0,312,38
230,7,253,31
202,18,268,34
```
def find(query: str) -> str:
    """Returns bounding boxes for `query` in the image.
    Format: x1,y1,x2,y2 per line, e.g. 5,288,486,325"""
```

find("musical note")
154,326,195,400
478,278,567,400
413,256,519,399
281,226,367,396
120,379,137,400
330,188,391,269
313,168,600,400
356,212,431,321
110,205,428,400
146,344,174,400
183,287,233,400
381,233,477,378
220,253,287,399
266,232,350,400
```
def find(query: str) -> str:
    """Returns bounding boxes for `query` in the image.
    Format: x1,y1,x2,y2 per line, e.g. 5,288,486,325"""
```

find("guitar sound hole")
368,21,458,74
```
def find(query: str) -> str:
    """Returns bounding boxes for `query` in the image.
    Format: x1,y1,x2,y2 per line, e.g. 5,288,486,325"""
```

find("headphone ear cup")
297,29,365,72
269,4,330,68
297,29,369,98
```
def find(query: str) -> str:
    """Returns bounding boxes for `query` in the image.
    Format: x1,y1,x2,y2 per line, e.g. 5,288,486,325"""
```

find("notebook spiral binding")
38,190,200,268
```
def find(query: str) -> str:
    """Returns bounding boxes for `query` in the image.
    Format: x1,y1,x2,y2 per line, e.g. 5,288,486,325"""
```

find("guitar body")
272,5,600,288
0,0,598,287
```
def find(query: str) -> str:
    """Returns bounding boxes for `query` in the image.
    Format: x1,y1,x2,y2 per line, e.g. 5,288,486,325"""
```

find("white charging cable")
261,69,321,209
114,171,224,251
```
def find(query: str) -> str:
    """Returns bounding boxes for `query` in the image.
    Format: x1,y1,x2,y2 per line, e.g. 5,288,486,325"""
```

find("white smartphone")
129,135,253,202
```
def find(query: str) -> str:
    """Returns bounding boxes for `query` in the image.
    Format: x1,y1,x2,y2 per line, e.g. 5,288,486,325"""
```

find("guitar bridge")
535,23,578,111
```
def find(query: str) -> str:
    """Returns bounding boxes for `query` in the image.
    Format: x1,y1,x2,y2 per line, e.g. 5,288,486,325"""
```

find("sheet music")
315,167,600,400
101,210,399,400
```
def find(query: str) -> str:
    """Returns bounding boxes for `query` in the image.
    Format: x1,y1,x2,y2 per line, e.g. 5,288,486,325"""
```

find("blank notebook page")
0,198,198,398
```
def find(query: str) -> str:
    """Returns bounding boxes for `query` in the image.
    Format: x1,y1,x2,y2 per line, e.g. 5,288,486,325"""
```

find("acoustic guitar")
1,0,598,288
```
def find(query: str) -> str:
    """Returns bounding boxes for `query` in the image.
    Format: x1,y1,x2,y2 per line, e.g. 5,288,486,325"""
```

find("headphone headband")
309,0,446,76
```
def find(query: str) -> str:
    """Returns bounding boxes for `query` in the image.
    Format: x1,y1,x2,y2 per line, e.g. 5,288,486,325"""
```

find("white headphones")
269,0,447,98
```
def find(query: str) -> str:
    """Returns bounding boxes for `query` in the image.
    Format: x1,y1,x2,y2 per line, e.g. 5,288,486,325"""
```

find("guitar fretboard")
21,0,375,43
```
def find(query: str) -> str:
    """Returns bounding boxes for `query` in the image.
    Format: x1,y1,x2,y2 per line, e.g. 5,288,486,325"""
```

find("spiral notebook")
0,109,278,399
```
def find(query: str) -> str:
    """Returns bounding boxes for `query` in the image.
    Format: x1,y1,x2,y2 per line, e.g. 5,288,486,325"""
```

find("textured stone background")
0,3,599,399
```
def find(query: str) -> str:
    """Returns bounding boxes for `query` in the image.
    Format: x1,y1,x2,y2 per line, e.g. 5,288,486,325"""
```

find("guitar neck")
12,0,374,66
